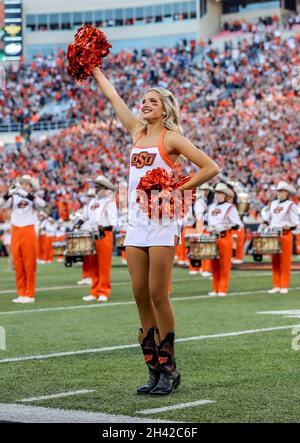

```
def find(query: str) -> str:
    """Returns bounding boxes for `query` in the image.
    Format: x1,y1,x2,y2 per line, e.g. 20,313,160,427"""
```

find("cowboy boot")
136,327,160,395
150,331,181,395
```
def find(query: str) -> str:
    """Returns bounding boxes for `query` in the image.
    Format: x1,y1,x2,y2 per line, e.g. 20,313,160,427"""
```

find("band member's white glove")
8,188,16,196
258,222,269,233
73,219,84,231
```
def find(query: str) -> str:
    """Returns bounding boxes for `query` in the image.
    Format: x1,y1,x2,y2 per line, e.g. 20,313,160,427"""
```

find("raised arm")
92,67,142,136
165,132,220,190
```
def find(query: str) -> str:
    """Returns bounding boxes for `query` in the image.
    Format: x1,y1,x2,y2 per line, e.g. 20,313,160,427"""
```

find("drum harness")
72,219,112,240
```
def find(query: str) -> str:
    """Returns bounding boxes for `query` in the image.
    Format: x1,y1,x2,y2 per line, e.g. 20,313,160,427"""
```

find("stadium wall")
22,0,206,58
196,0,222,40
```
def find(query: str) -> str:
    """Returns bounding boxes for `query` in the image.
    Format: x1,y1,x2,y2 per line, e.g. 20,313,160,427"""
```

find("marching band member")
184,188,204,275
232,227,245,265
116,180,129,266
117,209,129,266
74,176,117,302
44,217,57,263
263,181,300,294
176,208,194,267
77,188,95,286
0,175,46,303
55,219,66,263
207,183,243,297
1,210,13,271
234,194,248,265
37,210,48,264
194,183,213,277
225,183,245,265
182,200,198,274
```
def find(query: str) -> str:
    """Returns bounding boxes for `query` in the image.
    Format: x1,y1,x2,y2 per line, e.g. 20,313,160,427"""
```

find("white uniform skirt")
124,223,181,247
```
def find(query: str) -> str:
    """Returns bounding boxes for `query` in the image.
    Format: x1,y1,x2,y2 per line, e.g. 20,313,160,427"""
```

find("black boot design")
136,327,160,395
150,331,181,395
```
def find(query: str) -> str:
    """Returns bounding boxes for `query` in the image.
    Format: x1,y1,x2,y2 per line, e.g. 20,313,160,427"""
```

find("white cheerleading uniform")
124,128,181,247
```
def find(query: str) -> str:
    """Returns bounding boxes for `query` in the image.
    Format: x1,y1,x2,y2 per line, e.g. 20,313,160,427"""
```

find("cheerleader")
91,67,219,395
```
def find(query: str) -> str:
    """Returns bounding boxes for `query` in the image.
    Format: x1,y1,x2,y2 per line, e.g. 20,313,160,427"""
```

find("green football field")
0,256,300,423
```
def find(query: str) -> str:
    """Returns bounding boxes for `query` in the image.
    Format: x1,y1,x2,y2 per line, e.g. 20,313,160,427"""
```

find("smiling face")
141,91,165,122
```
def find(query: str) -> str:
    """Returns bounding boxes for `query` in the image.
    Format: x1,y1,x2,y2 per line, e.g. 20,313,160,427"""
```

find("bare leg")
126,246,158,332
148,245,177,339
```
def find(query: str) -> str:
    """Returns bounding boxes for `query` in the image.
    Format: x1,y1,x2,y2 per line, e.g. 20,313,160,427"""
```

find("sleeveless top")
124,127,181,246
127,127,178,226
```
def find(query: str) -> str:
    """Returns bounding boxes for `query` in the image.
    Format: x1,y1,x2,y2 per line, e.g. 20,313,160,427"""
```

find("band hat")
19,174,40,191
276,181,296,195
87,188,96,197
93,175,115,191
226,188,235,198
198,183,213,191
215,183,232,197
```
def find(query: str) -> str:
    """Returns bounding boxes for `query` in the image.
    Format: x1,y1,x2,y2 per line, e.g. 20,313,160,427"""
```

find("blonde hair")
138,87,184,136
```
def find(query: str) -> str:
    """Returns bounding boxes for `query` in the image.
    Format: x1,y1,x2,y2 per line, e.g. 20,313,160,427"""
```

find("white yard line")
0,324,298,365
137,400,215,415
17,389,95,403
0,300,137,316
0,283,127,295
0,271,288,295
0,286,300,317
0,403,173,423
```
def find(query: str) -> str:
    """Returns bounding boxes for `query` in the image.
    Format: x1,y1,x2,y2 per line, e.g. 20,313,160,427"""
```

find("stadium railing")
0,119,79,133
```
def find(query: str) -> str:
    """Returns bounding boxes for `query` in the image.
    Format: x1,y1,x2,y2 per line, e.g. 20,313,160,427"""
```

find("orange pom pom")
67,25,112,84
136,167,195,220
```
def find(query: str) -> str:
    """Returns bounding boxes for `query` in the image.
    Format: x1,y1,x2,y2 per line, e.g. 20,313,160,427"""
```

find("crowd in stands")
222,14,280,33
1,23,300,220
221,13,300,34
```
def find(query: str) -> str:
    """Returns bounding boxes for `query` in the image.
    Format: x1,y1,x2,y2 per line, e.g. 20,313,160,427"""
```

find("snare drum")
237,192,249,216
252,232,281,255
53,241,66,257
65,230,95,258
115,232,126,249
186,234,218,260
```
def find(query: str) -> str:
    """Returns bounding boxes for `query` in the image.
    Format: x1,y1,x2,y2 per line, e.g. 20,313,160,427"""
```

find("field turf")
0,257,300,423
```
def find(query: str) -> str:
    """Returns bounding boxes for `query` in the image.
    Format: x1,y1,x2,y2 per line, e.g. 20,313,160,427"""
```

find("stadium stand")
0,19,300,218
